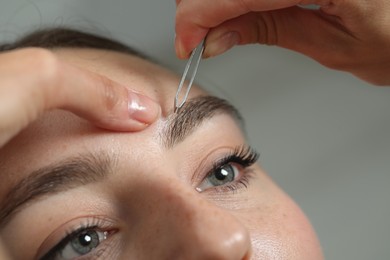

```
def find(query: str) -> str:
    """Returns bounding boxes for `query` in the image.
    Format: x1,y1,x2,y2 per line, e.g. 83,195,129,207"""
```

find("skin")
0,48,322,259
175,0,390,85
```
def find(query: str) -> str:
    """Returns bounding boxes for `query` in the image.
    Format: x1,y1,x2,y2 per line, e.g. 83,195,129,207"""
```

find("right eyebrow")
0,152,114,228
164,96,245,148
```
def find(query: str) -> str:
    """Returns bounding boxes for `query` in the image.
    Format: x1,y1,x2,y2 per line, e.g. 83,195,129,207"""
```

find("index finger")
175,0,303,58
0,48,160,147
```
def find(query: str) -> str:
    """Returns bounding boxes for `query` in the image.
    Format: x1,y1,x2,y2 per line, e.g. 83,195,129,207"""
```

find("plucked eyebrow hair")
0,96,244,228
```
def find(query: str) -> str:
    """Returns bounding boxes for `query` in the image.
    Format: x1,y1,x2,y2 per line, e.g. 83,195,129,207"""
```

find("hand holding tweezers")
174,39,205,112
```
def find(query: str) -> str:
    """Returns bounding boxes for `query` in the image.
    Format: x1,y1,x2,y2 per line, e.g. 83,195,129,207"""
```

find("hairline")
0,27,149,60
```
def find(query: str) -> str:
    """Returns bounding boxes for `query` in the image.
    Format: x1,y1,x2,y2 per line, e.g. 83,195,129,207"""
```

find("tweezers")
174,39,205,113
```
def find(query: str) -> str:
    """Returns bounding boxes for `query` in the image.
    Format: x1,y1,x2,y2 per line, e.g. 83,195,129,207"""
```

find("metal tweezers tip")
173,40,205,113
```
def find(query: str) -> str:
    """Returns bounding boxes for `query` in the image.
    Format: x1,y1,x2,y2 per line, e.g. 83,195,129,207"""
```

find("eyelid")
36,216,117,259
191,146,239,187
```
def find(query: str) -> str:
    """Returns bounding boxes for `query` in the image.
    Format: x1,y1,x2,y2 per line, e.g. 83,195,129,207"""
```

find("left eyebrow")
163,96,244,148
0,152,114,228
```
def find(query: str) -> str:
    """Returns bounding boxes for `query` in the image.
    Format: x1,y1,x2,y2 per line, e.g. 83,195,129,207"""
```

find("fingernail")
175,38,188,59
204,31,240,58
128,91,160,124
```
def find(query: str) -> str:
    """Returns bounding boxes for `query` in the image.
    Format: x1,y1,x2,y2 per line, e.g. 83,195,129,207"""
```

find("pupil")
79,233,92,246
71,230,100,254
207,164,235,187
215,167,229,180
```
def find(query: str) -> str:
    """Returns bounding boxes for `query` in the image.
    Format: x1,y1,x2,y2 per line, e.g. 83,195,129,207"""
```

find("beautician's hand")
175,0,390,85
0,48,160,147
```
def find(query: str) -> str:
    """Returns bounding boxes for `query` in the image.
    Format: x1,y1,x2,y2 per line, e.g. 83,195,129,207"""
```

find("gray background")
1,0,389,259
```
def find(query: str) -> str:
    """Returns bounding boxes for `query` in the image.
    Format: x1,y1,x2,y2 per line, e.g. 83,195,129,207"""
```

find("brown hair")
0,27,145,57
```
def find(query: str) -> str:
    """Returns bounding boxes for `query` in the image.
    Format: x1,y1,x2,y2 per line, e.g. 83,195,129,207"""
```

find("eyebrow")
163,95,244,148
0,96,244,228
0,153,113,228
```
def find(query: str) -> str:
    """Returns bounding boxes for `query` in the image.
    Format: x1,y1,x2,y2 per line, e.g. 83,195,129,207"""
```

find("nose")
127,178,252,260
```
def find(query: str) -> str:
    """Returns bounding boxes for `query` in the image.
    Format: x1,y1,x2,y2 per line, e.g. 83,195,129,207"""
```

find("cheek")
251,202,322,259
233,180,323,259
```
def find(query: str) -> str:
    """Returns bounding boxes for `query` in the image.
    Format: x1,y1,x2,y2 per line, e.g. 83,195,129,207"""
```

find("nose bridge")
133,177,252,260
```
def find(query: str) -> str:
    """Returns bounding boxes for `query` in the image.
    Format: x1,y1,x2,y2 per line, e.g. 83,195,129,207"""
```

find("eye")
46,228,107,260
197,163,240,192
195,146,259,193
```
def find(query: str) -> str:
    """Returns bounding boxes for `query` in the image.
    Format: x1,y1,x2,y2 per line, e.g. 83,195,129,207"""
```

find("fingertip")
175,24,210,59
127,91,161,125
95,91,161,132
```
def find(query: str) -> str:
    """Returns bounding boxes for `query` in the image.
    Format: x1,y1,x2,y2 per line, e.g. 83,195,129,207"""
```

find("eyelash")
40,218,115,260
203,146,259,193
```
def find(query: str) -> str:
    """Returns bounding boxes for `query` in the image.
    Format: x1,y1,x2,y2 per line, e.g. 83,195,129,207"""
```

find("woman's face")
0,48,322,259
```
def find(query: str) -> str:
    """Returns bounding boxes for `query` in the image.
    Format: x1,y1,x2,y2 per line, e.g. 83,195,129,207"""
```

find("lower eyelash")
212,169,256,194
40,217,116,260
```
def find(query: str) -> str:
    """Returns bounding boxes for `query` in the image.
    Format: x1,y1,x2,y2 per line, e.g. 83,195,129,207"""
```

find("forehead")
53,48,206,112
